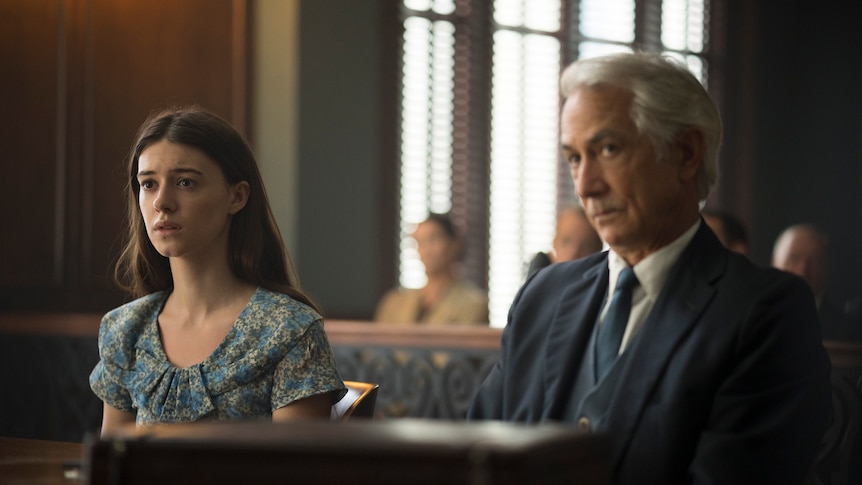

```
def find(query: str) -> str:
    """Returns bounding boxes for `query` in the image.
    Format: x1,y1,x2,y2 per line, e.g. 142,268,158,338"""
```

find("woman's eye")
178,178,194,187
140,180,154,189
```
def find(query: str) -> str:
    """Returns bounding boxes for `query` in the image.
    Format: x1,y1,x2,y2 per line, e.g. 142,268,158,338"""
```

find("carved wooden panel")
333,346,500,419
325,321,503,419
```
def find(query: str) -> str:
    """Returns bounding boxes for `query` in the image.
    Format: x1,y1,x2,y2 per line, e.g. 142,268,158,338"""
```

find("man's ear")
675,127,705,181
228,181,250,215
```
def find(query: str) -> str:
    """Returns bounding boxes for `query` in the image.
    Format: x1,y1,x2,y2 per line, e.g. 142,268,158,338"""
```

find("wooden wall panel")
0,0,64,288
82,0,243,305
0,0,248,311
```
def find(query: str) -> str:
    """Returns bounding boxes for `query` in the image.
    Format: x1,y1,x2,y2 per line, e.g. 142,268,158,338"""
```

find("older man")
468,53,831,484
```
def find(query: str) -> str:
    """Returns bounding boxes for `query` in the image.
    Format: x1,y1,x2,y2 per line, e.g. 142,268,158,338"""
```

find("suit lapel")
604,223,726,465
542,256,609,419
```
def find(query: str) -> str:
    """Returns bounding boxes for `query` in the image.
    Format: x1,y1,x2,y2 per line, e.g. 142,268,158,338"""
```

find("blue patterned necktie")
595,267,639,381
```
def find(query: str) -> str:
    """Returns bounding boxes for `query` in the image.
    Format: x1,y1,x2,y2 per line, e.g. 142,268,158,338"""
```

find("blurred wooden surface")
0,437,83,484
85,420,610,485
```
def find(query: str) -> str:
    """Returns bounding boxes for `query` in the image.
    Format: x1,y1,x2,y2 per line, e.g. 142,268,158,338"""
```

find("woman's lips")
153,221,181,235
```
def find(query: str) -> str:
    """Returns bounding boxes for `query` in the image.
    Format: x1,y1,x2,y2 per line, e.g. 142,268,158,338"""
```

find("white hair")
560,53,722,201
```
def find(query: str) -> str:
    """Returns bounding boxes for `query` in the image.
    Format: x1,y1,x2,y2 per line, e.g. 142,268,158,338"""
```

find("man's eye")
567,154,581,165
601,144,618,156
178,179,194,187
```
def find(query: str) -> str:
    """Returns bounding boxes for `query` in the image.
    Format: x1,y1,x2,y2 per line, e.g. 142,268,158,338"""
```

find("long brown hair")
114,106,319,312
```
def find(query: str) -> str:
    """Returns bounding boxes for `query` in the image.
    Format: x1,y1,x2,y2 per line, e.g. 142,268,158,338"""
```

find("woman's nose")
153,189,175,213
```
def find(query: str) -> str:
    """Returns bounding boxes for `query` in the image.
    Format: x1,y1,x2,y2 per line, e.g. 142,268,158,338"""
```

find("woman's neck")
166,257,256,326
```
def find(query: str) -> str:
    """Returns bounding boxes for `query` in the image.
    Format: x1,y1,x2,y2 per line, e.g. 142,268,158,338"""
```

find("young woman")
90,107,345,433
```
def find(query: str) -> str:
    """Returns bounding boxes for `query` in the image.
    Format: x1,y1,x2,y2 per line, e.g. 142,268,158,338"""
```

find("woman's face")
136,140,248,262
413,220,460,277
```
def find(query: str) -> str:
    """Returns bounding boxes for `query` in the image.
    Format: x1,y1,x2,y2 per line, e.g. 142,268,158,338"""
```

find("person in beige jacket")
374,213,488,325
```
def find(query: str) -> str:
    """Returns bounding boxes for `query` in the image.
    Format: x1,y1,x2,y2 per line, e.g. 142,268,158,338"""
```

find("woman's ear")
228,181,250,215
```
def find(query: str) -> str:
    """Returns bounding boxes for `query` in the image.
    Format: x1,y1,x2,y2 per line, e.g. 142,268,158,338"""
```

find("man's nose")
575,157,604,198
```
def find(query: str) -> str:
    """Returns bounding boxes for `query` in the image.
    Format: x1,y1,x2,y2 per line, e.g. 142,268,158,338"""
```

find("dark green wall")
297,0,393,319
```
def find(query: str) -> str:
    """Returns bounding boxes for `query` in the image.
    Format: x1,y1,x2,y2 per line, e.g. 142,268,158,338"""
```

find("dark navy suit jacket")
469,222,832,484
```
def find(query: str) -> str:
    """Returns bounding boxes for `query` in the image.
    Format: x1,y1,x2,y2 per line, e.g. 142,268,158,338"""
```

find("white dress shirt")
603,221,701,354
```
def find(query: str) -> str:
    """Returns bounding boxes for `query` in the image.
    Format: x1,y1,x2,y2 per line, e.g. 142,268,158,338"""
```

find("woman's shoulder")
381,286,423,308
103,291,167,320
100,292,167,336
379,286,419,303
97,291,167,367
202,288,327,393
383,286,419,297
243,287,323,332
450,279,488,303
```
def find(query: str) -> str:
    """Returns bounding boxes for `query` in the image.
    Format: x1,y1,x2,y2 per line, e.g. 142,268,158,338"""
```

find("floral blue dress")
89,287,346,426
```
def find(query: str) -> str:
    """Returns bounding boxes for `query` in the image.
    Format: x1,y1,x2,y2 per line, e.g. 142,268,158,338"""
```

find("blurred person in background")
772,223,862,341
702,209,748,255
527,205,603,278
374,213,488,325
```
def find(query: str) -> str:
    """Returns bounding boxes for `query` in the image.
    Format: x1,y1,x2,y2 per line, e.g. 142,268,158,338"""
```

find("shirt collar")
608,221,701,300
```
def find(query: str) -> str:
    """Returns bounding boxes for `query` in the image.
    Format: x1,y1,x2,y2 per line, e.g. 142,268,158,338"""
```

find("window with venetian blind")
397,0,718,327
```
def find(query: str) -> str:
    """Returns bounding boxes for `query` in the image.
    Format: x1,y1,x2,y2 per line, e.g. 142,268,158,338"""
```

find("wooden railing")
0,313,859,484
325,321,502,419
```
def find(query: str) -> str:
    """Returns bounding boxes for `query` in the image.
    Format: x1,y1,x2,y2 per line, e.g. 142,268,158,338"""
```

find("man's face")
560,85,697,262
413,220,459,277
772,229,827,297
552,211,601,262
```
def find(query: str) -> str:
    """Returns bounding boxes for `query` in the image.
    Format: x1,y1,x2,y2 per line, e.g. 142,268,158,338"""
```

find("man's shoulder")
721,250,808,293
507,251,607,325
531,251,607,284
682,226,798,294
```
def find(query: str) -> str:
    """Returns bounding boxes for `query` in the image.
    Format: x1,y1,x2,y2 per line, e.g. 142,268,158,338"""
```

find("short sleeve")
89,359,134,412
89,306,140,413
271,320,346,410
87,292,167,416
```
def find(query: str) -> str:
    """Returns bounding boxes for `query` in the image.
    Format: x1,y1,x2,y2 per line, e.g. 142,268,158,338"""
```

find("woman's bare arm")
272,392,332,421
100,403,136,436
